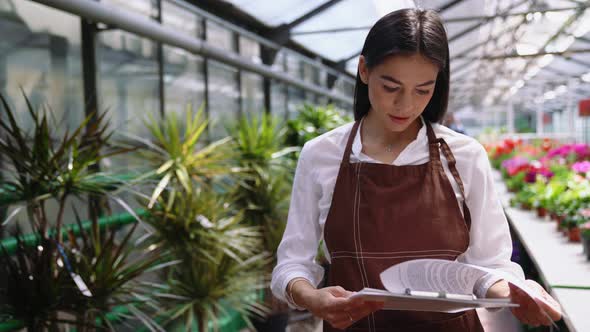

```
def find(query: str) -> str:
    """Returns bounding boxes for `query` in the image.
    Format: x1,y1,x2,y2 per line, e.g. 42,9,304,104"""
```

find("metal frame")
33,0,352,105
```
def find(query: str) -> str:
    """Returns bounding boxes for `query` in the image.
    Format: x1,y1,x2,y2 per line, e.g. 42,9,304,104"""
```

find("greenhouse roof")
222,0,590,112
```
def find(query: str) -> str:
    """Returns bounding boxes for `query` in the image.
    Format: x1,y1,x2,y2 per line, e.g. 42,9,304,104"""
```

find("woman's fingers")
509,282,558,327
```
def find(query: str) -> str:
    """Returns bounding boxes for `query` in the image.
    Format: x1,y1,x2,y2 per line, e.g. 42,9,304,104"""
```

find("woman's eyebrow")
380,75,435,87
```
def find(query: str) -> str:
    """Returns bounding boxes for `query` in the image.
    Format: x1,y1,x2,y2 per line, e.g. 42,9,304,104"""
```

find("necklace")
386,144,393,153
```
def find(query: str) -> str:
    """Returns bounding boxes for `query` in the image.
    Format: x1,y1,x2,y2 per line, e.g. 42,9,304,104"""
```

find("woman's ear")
358,55,369,84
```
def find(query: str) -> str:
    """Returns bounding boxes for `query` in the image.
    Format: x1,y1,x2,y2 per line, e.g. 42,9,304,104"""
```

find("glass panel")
208,60,239,140
206,20,234,52
271,79,287,122
97,30,160,163
0,1,85,231
224,0,331,27
162,0,203,39
0,1,84,132
286,53,302,79
102,0,157,18
241,71,264,116
163,46,205,119
287,86,305,119
239,36,261,64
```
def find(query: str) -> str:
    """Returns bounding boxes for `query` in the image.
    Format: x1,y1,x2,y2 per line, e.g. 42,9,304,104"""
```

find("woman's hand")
487,279,562,327
292,282,383,330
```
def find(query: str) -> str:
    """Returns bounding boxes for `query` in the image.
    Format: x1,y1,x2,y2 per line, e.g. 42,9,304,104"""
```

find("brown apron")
323,120,484,331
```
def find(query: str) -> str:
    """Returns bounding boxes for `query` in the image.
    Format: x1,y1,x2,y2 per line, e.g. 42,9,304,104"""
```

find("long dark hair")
353,8,450,123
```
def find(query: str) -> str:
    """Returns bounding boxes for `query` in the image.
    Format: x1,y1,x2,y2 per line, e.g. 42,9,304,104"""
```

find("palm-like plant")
60,208,173,332
148,189,269,332
0,230,69,331
285,103,352,148
138,104,235,208
0,92,130,242
231,113,294,257
137,105,267,331
230,113,295,326
0,92,164,331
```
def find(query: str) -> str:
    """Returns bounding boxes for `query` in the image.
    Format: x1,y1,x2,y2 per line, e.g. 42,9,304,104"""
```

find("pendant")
386,144,393,153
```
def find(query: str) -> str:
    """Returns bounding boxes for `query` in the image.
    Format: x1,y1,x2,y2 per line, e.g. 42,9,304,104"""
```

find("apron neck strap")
342,120,361,164
426,121,442,163
431,127,473,230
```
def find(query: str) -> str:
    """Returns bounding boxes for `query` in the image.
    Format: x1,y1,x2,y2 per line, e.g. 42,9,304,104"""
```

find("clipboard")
350,287,519,313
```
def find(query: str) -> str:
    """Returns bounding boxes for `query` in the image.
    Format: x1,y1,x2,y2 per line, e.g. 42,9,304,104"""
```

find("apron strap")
425,121,442,163
437,137,472,230
342,120,361,164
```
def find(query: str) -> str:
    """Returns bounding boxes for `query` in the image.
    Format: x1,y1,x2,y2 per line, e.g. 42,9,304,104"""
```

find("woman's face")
358,53,439,132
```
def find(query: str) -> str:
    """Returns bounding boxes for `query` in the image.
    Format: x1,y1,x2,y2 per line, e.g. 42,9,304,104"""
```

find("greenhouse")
0,0,589,331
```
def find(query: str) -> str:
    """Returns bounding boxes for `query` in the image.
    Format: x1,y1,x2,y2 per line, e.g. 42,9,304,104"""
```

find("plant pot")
568,227,581,242
556,215,566,231
522,203,532,210
550,212,557,221
252,313,289,332
537,207,547,218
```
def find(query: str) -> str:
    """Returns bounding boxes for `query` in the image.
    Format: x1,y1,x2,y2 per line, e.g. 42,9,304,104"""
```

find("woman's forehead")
373,54,438,83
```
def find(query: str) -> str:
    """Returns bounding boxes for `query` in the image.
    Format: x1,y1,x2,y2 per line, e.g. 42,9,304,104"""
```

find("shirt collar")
351,116,428,158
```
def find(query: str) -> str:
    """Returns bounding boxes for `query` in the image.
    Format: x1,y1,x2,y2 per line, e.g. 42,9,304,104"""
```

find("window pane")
206,20,234,52
0,1,85,231
164,46,205,118
97,28,160,183
271,80,287,122
241,71,264,116
239,36,261,64
101,0,157,18
287,86,305,119
162,0,203,39
208,60,239,140
0,1,83,132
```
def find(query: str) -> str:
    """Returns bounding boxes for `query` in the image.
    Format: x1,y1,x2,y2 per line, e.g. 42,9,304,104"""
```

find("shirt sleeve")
270,142,325,310
456,143,525,298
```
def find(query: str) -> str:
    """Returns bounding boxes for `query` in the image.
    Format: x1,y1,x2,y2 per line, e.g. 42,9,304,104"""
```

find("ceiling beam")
444,4,589,23
337,0,467,63
454,48,590,60
447,0,527,43
285,0,344,30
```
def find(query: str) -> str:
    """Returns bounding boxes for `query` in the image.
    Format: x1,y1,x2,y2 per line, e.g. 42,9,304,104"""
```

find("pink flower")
572,161,590,174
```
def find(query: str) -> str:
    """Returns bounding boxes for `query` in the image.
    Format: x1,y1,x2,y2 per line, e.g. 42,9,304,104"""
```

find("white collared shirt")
271,117,524,309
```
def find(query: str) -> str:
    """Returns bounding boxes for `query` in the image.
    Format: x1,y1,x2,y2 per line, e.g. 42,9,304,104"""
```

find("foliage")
285,103,352,149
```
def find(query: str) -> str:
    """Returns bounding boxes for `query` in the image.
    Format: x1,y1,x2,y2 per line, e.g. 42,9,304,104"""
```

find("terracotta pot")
550,212,557,221
537,207,547,218
522,203,532,210
569,227,581,242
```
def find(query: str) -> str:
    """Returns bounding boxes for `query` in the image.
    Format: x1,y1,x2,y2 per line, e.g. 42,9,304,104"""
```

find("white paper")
380,259,488,295
348,259,519,313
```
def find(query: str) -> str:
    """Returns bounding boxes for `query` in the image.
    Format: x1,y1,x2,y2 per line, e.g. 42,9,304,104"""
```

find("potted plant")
136,106,267,331
0,92,164,330
230,113,297,332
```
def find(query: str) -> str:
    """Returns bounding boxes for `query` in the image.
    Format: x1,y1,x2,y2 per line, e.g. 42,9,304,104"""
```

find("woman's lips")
388,115,410,124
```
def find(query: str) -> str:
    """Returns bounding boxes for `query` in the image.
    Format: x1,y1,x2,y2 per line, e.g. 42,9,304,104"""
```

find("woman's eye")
416,89,430,95
383,85,399,92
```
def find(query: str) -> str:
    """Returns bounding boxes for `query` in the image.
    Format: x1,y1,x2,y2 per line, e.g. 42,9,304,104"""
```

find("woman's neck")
362,109,423,148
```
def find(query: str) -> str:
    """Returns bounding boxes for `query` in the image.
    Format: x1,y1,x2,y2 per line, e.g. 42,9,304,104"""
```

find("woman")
271,8,561,331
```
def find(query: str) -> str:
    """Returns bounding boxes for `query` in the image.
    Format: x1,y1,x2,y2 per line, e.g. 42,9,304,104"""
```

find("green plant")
0,231,68,331
148,189,269,332
60,207,171,332
285,103,352,149
138,107,267,331
137,104,235,207
231,113,294,257
0,92,129,242
0,92,160,331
